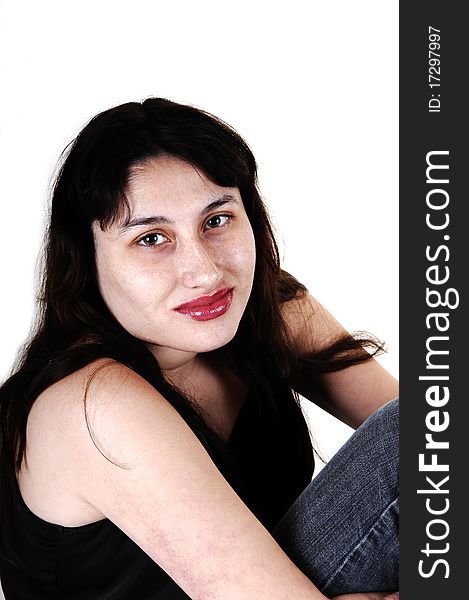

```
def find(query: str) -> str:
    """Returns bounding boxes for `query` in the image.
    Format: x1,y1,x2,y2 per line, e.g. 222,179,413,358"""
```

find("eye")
137,232,168,247
204,214,231,230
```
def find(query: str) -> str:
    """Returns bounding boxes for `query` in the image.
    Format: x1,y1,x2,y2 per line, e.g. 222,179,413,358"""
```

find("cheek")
96,265,131,310
95,251,142,308
101,265,162,303
236,226,256,274
217,234,254,276
96,249,174,313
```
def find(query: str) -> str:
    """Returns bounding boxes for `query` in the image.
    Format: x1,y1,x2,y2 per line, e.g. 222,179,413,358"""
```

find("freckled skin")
93,156,256,372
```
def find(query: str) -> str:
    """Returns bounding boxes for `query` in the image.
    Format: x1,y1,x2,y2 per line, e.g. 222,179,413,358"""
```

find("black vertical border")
400,2,467,597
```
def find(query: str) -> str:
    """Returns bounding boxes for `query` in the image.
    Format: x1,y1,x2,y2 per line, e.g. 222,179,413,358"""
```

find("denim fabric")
273,397,399,596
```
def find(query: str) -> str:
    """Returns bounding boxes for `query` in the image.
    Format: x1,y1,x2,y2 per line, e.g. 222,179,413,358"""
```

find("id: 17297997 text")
428,26,441,113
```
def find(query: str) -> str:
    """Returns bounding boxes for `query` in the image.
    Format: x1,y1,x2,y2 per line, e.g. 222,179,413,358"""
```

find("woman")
0,98,399,599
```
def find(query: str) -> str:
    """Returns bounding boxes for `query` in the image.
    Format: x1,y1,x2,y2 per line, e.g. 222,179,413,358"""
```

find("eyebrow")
118,194,239,232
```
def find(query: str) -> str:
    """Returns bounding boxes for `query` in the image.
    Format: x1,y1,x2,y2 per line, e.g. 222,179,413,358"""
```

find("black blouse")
0,386,314,599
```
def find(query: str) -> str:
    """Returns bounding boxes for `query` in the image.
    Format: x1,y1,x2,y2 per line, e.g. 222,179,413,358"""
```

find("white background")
0,0,397,509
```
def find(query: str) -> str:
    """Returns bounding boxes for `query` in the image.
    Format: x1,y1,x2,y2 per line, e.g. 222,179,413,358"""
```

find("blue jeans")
272,397,399,596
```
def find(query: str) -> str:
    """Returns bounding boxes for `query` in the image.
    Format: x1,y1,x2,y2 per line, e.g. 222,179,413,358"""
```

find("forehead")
126,156,239,214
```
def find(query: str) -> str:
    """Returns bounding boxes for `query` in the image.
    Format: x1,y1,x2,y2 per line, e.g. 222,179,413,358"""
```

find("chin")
194,331,238,353
184,320,241,353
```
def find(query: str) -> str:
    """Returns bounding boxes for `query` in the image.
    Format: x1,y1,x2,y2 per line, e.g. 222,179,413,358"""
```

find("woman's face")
93,155,256,369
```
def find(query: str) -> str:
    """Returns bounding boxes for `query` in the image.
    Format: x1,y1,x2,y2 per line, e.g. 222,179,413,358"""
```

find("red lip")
175,287,232,310
174,288,234,322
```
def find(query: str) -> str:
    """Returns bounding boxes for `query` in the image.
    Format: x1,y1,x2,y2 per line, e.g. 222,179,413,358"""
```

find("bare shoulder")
30,358,175,467
19,359,158,524
76,359,190,466
281,290,346,354
26,359,151,439
281,291,399,427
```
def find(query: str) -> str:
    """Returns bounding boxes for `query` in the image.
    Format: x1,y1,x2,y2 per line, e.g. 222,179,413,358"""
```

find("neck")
147,345,200,389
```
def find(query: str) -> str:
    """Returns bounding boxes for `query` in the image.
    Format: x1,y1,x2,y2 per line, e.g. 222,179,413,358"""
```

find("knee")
362,397,399,441
361,397,399,490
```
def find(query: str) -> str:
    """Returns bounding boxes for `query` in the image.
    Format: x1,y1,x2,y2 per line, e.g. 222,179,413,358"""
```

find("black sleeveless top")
0,386,314,599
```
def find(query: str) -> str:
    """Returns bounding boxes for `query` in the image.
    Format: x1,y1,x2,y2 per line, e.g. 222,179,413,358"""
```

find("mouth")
174,287,234,321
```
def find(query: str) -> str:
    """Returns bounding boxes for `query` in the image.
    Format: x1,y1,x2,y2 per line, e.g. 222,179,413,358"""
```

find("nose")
178,239,223,290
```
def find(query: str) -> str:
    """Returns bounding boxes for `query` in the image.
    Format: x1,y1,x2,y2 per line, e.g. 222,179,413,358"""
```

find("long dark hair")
0,97,384,561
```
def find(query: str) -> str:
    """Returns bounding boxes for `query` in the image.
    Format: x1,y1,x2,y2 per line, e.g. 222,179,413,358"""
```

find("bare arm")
68,362,328,600
282,291,399,428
